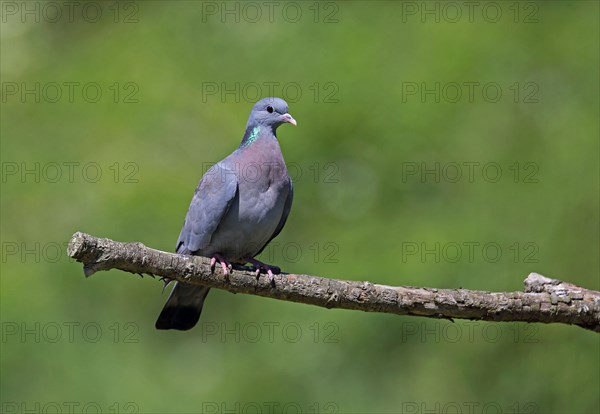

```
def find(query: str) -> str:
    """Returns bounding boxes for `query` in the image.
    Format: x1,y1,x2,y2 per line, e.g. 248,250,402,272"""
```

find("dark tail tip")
155,306,202,331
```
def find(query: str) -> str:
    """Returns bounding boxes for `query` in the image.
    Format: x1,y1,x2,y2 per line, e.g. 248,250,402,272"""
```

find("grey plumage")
156,97,296,331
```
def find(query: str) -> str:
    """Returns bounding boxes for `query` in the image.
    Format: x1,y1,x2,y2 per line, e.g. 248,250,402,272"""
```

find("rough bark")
67,232,600,332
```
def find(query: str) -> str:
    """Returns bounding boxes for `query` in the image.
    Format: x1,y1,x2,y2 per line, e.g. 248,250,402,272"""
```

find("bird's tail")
155,282,210,330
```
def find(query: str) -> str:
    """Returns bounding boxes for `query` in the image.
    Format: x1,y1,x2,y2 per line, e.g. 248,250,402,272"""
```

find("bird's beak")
281,113,297,127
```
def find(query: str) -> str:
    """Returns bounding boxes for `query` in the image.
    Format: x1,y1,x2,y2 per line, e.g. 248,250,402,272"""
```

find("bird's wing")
176,163,238,254
254,178,293,256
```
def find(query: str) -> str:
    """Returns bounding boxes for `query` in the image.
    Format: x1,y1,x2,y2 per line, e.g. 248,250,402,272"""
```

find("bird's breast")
202,139,291,261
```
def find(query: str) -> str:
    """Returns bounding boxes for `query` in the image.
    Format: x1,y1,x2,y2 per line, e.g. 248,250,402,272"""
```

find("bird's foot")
210,253,232,275
160,277,174,292
245,258,280,283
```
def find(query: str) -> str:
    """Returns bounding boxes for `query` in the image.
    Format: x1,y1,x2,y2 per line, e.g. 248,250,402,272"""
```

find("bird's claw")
210,254,232,275
160,277,173,293
253,267,275,282
245,258,279,284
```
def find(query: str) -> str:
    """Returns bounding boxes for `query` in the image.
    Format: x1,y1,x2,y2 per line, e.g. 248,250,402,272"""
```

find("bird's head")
248,97,297,130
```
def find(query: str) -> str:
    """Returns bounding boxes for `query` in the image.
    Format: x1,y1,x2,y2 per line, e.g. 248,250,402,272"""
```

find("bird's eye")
266,106,274,113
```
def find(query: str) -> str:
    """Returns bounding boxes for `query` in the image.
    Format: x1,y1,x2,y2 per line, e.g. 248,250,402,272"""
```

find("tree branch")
67,232,600,333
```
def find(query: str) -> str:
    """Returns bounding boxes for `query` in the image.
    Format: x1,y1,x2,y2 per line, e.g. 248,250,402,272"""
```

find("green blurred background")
1,1,598,413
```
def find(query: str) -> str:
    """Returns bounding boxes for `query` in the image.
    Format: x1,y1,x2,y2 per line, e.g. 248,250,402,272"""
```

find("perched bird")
156,97,296,331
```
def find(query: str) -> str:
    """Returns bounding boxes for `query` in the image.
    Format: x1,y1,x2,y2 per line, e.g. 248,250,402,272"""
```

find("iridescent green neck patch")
242,126,261,147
